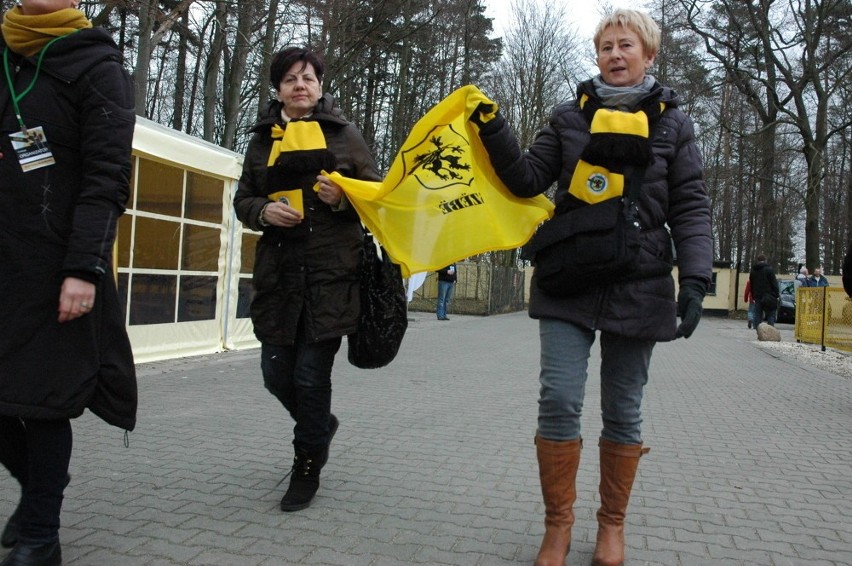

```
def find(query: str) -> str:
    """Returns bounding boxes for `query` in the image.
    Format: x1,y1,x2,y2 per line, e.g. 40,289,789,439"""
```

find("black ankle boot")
280,450,321,512
318,414,339,469
1,504,20,549
0,539,61,566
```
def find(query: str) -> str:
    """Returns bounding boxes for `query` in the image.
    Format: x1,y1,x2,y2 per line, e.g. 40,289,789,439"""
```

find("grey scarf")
592,75,656,110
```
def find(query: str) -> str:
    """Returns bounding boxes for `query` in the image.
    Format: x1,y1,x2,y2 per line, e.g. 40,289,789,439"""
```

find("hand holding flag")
326,85,554,277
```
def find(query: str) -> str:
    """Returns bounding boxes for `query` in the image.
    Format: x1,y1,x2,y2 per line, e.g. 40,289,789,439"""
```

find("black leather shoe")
1,504,20,549
0,540,61,566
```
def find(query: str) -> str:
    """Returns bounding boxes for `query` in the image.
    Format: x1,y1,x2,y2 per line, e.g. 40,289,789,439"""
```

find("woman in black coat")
233,47,380,513
472,10,712,566
0,1,136,564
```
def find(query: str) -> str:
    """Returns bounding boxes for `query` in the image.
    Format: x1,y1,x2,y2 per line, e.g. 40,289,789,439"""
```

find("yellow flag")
327,85,554,277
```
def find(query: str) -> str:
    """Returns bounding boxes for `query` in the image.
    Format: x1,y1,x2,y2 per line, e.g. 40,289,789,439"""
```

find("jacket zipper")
591,286,609,330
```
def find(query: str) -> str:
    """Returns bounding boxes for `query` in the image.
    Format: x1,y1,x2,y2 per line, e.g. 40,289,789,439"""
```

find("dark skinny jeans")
260,332,341,455
0,416,72,543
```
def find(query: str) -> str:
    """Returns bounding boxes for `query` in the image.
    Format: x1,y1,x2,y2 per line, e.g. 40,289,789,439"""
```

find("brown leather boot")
591,438,649,566
534,436,582,566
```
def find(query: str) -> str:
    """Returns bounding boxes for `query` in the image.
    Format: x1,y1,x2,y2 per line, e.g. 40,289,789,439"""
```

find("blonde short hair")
593,9,661,57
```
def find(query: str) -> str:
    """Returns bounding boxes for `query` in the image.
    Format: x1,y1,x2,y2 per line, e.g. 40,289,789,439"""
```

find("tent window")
119,156,227,326
178,276,218,322
129,274,176,325
136,159,182,217
185,172,224,223
133,217,180,270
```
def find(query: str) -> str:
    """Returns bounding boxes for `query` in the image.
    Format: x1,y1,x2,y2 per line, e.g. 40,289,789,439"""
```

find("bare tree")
680,0,852,272
131,0,195,118
220,0,259,149
484,0,583,150
133,0,157,116
202,1,226,142
256,0,282,120
480,0,584,267
172,7,190,130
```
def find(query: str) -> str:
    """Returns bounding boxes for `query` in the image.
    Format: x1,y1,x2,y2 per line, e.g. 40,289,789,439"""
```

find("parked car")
777,279,796,324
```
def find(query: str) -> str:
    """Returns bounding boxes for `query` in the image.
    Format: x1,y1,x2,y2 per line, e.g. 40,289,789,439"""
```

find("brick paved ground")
1,313,850,565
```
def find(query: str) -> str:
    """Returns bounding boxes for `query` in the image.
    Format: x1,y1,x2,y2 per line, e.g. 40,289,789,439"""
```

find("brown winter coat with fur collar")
234,94,380,345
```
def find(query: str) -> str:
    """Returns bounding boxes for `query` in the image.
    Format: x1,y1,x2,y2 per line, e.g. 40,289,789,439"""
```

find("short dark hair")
270,47,324,87
757,254,767,262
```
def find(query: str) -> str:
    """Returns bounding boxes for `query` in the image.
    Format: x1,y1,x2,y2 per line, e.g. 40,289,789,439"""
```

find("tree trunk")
202,1,227,143
221,0,258,150
257,0,281,120
133,0,157,117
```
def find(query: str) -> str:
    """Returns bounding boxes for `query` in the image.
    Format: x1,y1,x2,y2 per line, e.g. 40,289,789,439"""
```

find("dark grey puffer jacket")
478,80,713,341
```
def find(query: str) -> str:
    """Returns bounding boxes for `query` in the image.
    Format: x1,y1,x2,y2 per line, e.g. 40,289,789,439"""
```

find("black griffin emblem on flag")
401,124,474,190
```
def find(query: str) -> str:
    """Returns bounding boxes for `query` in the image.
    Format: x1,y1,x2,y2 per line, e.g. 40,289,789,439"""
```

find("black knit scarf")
579,93,664,175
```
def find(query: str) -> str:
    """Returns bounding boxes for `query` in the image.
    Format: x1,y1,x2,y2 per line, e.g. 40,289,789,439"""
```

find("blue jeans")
436,281,454,319
538,318,654,445
261,334,341,453
755,301,777,327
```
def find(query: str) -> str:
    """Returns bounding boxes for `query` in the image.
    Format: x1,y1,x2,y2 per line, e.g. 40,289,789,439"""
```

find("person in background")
435,264,457,320
843,244,852,298
471,9,712,566
0,0,137,564
794,266,808,289
749,254,780,328
233,47,381,512
744,278,756,329
808,267,829,288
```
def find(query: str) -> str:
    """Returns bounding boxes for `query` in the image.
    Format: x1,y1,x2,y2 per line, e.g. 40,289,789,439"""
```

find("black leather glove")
675,280,706,339
469,102,496,128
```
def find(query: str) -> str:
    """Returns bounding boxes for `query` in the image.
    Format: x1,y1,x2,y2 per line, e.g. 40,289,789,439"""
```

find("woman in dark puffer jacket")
472,10,712,566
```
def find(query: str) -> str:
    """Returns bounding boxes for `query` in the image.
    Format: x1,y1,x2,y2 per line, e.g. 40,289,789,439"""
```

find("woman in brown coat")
233,47,380,512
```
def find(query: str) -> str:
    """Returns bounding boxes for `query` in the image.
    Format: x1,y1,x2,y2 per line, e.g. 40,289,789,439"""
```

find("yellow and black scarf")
567,94,664,206
1,6,91,57
265,119,338,238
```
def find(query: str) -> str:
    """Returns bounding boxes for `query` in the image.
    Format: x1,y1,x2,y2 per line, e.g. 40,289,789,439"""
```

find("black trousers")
260,330,341,454
0,416,72,543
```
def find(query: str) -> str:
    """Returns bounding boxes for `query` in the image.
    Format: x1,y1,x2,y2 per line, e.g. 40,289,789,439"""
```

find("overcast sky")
482,0,646,39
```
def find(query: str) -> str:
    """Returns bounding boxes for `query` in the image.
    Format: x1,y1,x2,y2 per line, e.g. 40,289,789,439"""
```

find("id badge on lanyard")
3,36,66,172
10,126,54,171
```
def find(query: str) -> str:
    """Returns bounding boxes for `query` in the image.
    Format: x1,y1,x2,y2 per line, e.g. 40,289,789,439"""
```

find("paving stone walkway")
1,313,850,565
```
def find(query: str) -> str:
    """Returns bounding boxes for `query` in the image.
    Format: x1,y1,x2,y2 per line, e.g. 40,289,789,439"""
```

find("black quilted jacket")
0,28,137,429
478,80,713,341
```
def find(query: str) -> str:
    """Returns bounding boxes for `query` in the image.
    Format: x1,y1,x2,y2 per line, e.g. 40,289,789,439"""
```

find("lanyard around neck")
3,35,67,132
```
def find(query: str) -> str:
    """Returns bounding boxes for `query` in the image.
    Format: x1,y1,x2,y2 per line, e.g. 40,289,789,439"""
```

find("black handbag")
521,167,645,297
348,230,408,369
